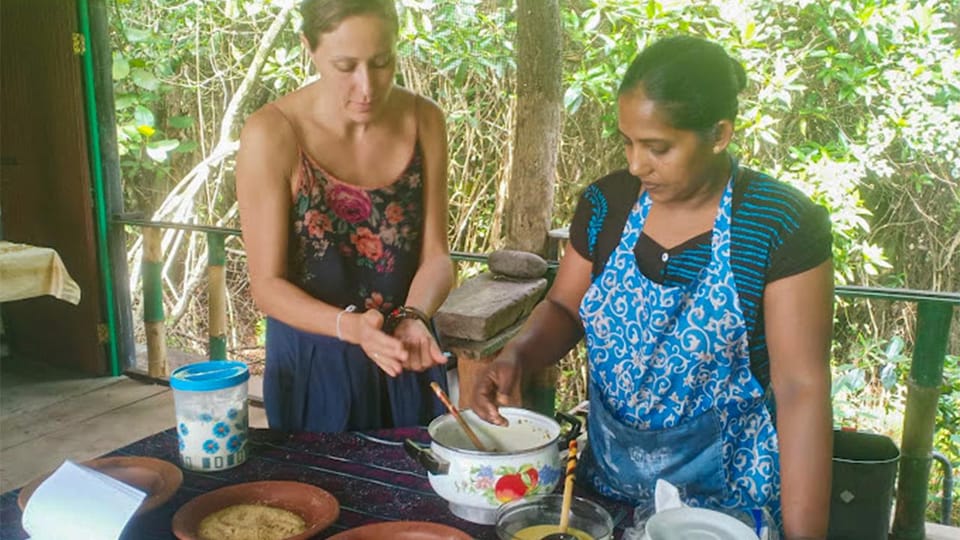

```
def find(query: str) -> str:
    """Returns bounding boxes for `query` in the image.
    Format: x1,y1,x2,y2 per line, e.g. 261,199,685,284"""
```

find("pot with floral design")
405,407,581,525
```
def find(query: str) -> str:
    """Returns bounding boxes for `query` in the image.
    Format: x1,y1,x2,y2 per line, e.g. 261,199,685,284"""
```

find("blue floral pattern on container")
213,421,231,438
538,463,561,487
179,422,189,436
203,439,220,454
227,435,243,452
227,408,239,420
199,413,214,422
178,436,185,451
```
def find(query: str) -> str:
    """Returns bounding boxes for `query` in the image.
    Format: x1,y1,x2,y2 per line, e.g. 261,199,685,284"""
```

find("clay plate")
328,521,471,539
171,480,339,540
18,456,183,515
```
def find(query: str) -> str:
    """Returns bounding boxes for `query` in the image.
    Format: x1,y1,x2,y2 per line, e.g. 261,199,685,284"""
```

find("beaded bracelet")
384,305,455,365
384,305,431,335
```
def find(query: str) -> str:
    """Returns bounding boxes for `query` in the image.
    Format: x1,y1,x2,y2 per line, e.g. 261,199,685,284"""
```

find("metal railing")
113,217,958,536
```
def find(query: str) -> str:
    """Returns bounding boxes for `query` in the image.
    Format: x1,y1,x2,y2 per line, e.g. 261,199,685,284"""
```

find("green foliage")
832,334,909,431
111,0,303,214
933,354,960,521
554,0,958,293
398,0,516,253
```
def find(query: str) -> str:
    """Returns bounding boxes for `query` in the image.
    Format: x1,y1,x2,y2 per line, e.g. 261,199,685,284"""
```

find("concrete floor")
0,358,266,493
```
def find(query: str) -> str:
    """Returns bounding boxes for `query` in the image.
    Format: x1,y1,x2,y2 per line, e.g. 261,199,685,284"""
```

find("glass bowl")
495,494,614,540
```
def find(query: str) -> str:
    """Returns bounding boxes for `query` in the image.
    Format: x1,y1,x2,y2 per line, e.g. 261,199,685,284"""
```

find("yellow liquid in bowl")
511,524,594,540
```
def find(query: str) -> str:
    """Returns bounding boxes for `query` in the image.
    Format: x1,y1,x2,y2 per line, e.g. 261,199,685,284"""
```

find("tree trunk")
504,0,562,255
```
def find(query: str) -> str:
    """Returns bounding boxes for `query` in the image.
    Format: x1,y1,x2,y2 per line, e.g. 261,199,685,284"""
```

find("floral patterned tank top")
289,144,424,315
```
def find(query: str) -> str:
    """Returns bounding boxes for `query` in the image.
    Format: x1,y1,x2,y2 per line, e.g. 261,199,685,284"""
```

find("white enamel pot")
405,407,582,525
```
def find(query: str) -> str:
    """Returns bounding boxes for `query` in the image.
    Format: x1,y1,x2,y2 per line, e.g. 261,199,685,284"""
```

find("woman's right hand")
471,354,522,426
473,249,593,426
348,309,408,378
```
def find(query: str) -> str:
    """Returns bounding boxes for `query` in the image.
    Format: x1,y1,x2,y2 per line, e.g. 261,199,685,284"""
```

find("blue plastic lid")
170,360,249,392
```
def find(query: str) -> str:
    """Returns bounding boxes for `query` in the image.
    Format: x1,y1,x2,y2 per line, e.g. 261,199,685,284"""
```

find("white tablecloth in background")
0,241,81,304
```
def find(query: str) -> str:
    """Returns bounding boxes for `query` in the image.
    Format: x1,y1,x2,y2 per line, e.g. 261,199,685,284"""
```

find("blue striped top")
569,166,832,388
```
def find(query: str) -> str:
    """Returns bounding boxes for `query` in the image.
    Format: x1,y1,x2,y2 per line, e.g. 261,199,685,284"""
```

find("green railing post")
207,232,227,360
892,301,955,539
77,0,121,376
142,227,167,376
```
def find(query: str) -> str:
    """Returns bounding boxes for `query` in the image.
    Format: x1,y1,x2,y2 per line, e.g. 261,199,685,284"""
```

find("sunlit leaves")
134,105,154,128
124,27,150,43
113,53,130,80
130,68,160,91
146,139,180,162
167,116,194,129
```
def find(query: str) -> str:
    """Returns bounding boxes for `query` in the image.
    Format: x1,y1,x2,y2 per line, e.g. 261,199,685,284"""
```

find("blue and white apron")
577,172,781,523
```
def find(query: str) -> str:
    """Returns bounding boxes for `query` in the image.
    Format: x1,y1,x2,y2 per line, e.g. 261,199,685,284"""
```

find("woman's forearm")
776,377,832,538
500,296,584,372
251,276,347,337
403,253,454,315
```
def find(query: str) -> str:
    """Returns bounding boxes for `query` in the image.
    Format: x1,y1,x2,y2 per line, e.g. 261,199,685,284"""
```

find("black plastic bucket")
828,430,900,540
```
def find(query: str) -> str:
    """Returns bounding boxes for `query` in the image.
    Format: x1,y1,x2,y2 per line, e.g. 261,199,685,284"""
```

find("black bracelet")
384,305,431,335
385,305,456,365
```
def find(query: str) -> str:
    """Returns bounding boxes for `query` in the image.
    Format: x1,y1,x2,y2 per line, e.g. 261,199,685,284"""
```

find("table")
0,427,631,539
0,241,81,304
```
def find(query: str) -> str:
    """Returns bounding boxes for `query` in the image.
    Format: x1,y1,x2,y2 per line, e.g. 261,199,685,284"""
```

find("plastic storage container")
170,360,250,471
828,429,900,540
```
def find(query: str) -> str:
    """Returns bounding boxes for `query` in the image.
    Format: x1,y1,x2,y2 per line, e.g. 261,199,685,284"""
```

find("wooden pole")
891,301,954,539
142,227,167,377
504,0,562,255
207,232,227,360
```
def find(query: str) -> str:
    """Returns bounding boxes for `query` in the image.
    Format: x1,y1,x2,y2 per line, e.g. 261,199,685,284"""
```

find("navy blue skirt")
263,317,448,432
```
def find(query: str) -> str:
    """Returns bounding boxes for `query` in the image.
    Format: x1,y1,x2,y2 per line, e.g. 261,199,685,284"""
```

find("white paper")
654,478,685,512
22,460,146,540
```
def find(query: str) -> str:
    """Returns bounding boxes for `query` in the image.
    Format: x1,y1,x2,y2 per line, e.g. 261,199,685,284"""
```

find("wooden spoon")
542,439,579,540
429,382,490,452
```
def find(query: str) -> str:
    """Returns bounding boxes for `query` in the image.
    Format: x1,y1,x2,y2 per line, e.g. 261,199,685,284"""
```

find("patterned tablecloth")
0,427,631,539
0,241,80,304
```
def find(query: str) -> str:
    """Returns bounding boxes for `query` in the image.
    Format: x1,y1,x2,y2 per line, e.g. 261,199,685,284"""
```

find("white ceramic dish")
644,507,758,540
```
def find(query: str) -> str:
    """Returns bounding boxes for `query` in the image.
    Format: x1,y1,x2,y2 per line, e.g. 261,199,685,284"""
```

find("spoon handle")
429,382,489,452
559,439,578,533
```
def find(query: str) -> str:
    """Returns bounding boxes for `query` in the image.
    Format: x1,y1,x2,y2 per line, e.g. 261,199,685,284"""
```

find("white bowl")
644,507,758,540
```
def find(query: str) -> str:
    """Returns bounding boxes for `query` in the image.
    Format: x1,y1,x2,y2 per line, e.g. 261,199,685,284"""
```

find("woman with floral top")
237,0,453,432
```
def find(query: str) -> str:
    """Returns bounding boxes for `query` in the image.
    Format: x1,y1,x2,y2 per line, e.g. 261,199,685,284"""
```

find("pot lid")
170,360,249,391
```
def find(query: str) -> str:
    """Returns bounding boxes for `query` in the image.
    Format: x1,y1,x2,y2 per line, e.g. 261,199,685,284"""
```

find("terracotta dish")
328,521,472,540
171,480,339,540
17,456,183,515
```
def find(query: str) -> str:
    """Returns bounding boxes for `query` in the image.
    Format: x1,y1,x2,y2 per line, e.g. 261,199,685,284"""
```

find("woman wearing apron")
472,36,833,538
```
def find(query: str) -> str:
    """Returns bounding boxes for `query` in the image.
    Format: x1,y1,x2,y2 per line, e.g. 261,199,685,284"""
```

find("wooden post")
142,227,167,377
891,301,954,539
89,0,135,375
207,232,227,360
504,0,562,255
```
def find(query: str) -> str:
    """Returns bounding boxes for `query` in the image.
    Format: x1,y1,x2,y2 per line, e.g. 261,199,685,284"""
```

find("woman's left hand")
392,318,448,372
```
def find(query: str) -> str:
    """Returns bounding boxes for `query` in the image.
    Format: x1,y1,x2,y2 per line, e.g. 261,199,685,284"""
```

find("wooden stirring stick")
558,439,578,534
429,382,489,452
